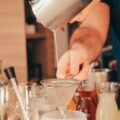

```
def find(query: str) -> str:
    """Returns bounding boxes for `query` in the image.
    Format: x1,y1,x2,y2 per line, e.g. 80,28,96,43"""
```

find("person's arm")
70,2,110,63
57,2,110,80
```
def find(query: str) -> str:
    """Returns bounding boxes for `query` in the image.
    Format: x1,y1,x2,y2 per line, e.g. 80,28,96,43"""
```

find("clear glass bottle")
96,82,119,120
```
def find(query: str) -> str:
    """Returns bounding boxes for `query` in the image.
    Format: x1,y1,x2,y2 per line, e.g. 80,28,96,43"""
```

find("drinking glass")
77,81,97,120
0,85,9,120
28,84,56,120
7,83,56,120
41,111,87,120
89,68,111,84
7,84,30,120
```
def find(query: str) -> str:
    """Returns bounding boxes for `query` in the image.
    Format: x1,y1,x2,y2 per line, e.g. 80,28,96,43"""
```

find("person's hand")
56,44,90,81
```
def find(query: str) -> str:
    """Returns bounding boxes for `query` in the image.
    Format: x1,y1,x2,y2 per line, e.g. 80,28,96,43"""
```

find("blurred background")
0,0,117,84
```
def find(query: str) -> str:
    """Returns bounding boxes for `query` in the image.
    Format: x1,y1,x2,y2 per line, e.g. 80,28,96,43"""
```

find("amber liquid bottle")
77,87,98,120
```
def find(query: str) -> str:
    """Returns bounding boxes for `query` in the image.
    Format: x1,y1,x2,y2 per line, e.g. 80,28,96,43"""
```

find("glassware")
41,111,87,120
88,68,111,84
96,82,119,120
7,85,26,120
0,85,8,120
7,83,56,120
41,79,80,110
28,84,56,120
77,81,97,120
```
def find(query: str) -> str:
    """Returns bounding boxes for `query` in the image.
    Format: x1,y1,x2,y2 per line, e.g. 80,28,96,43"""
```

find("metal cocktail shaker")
30,0,92,30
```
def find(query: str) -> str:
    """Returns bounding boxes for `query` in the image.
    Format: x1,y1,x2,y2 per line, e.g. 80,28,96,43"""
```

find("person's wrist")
70,43,91,63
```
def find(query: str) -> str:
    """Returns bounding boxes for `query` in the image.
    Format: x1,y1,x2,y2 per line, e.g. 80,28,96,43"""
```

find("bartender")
57,0,120,107
57,0,110,80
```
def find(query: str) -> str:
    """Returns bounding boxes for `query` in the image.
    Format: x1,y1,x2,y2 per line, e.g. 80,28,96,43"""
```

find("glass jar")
96,82,119,120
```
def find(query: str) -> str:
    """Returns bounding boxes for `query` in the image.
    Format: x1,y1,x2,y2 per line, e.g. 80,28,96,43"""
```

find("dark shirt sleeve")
102,0,111,6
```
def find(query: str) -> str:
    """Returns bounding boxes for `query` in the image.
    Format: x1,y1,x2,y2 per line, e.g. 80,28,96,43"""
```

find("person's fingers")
74,61,89,81
69,50,81,75
56,51,70,78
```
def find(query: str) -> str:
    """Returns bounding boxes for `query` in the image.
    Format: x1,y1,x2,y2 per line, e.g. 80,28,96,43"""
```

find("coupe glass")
41,78,80,110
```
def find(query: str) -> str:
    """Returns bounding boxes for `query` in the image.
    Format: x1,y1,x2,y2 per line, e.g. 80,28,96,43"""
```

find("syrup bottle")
77,82,98,120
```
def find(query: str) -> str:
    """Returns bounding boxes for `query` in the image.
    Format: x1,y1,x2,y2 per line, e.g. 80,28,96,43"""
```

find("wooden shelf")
26,32,46,39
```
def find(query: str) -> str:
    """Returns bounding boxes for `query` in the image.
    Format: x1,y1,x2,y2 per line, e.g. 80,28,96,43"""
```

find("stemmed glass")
41,78,80,118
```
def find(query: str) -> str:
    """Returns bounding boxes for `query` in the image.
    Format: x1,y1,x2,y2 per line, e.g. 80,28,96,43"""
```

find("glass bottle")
96,82,119,120
77,81,98,120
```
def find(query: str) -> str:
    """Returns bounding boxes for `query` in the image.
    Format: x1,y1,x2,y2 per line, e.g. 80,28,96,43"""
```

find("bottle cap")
4,67,16,80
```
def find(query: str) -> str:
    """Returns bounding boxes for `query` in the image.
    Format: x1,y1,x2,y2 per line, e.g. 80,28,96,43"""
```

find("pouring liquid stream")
59,108,67,119
57,83,78,119
53,30,59,65
52,30,67,119
52,30,80,119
